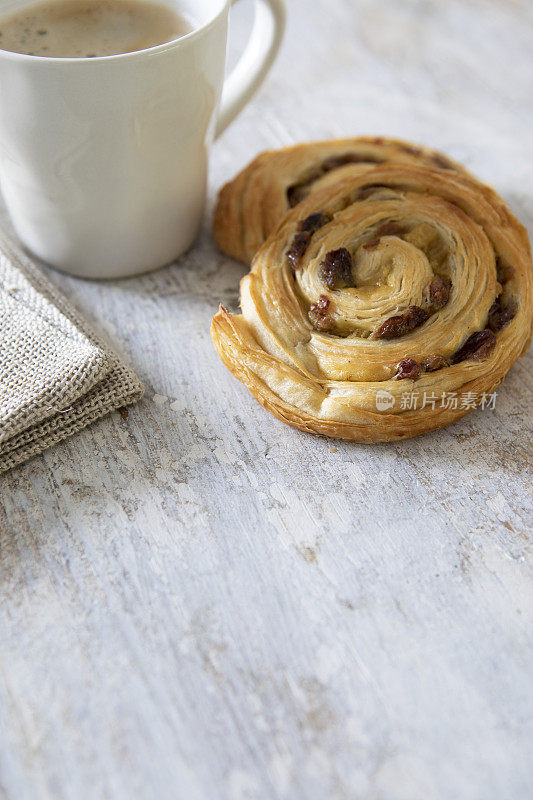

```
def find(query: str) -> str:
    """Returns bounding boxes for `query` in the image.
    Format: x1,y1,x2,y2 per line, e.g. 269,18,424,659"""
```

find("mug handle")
215,0,286,138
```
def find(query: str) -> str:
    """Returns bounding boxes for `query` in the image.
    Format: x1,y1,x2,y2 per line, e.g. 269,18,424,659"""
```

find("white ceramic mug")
0,0,285,278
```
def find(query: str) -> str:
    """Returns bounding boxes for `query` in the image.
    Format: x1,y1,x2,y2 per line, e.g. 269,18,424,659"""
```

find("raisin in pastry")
211,163,532,442
214,136,469,265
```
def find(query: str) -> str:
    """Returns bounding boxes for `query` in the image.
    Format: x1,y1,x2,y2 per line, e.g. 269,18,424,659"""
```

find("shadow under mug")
0,0,286,278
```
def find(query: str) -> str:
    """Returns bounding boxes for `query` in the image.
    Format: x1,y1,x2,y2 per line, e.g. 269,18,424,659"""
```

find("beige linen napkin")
0,233,144,474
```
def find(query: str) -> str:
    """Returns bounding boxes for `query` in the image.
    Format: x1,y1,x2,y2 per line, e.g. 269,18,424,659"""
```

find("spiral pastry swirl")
211,164,533,442
214,136,468,265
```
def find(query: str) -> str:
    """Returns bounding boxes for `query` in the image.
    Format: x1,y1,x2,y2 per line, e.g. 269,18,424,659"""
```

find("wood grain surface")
1,1,532,798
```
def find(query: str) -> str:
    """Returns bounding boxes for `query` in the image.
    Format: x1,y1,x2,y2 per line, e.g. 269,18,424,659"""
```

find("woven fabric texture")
0,234,144,473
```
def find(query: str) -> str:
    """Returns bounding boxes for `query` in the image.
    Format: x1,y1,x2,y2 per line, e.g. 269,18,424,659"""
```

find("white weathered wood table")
1,1,532,798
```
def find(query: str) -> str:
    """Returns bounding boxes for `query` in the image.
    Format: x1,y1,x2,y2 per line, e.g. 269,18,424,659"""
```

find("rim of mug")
0,0,230,63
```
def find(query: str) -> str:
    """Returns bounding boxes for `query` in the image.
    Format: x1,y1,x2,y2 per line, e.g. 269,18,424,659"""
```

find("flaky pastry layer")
214,136,469,265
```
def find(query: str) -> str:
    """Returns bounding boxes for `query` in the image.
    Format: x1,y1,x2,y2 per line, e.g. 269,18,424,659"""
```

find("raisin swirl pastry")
211,164,533,442
214,136,468,265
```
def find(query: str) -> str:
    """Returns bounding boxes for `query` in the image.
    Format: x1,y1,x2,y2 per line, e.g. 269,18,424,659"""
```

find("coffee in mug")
0,0,192,58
